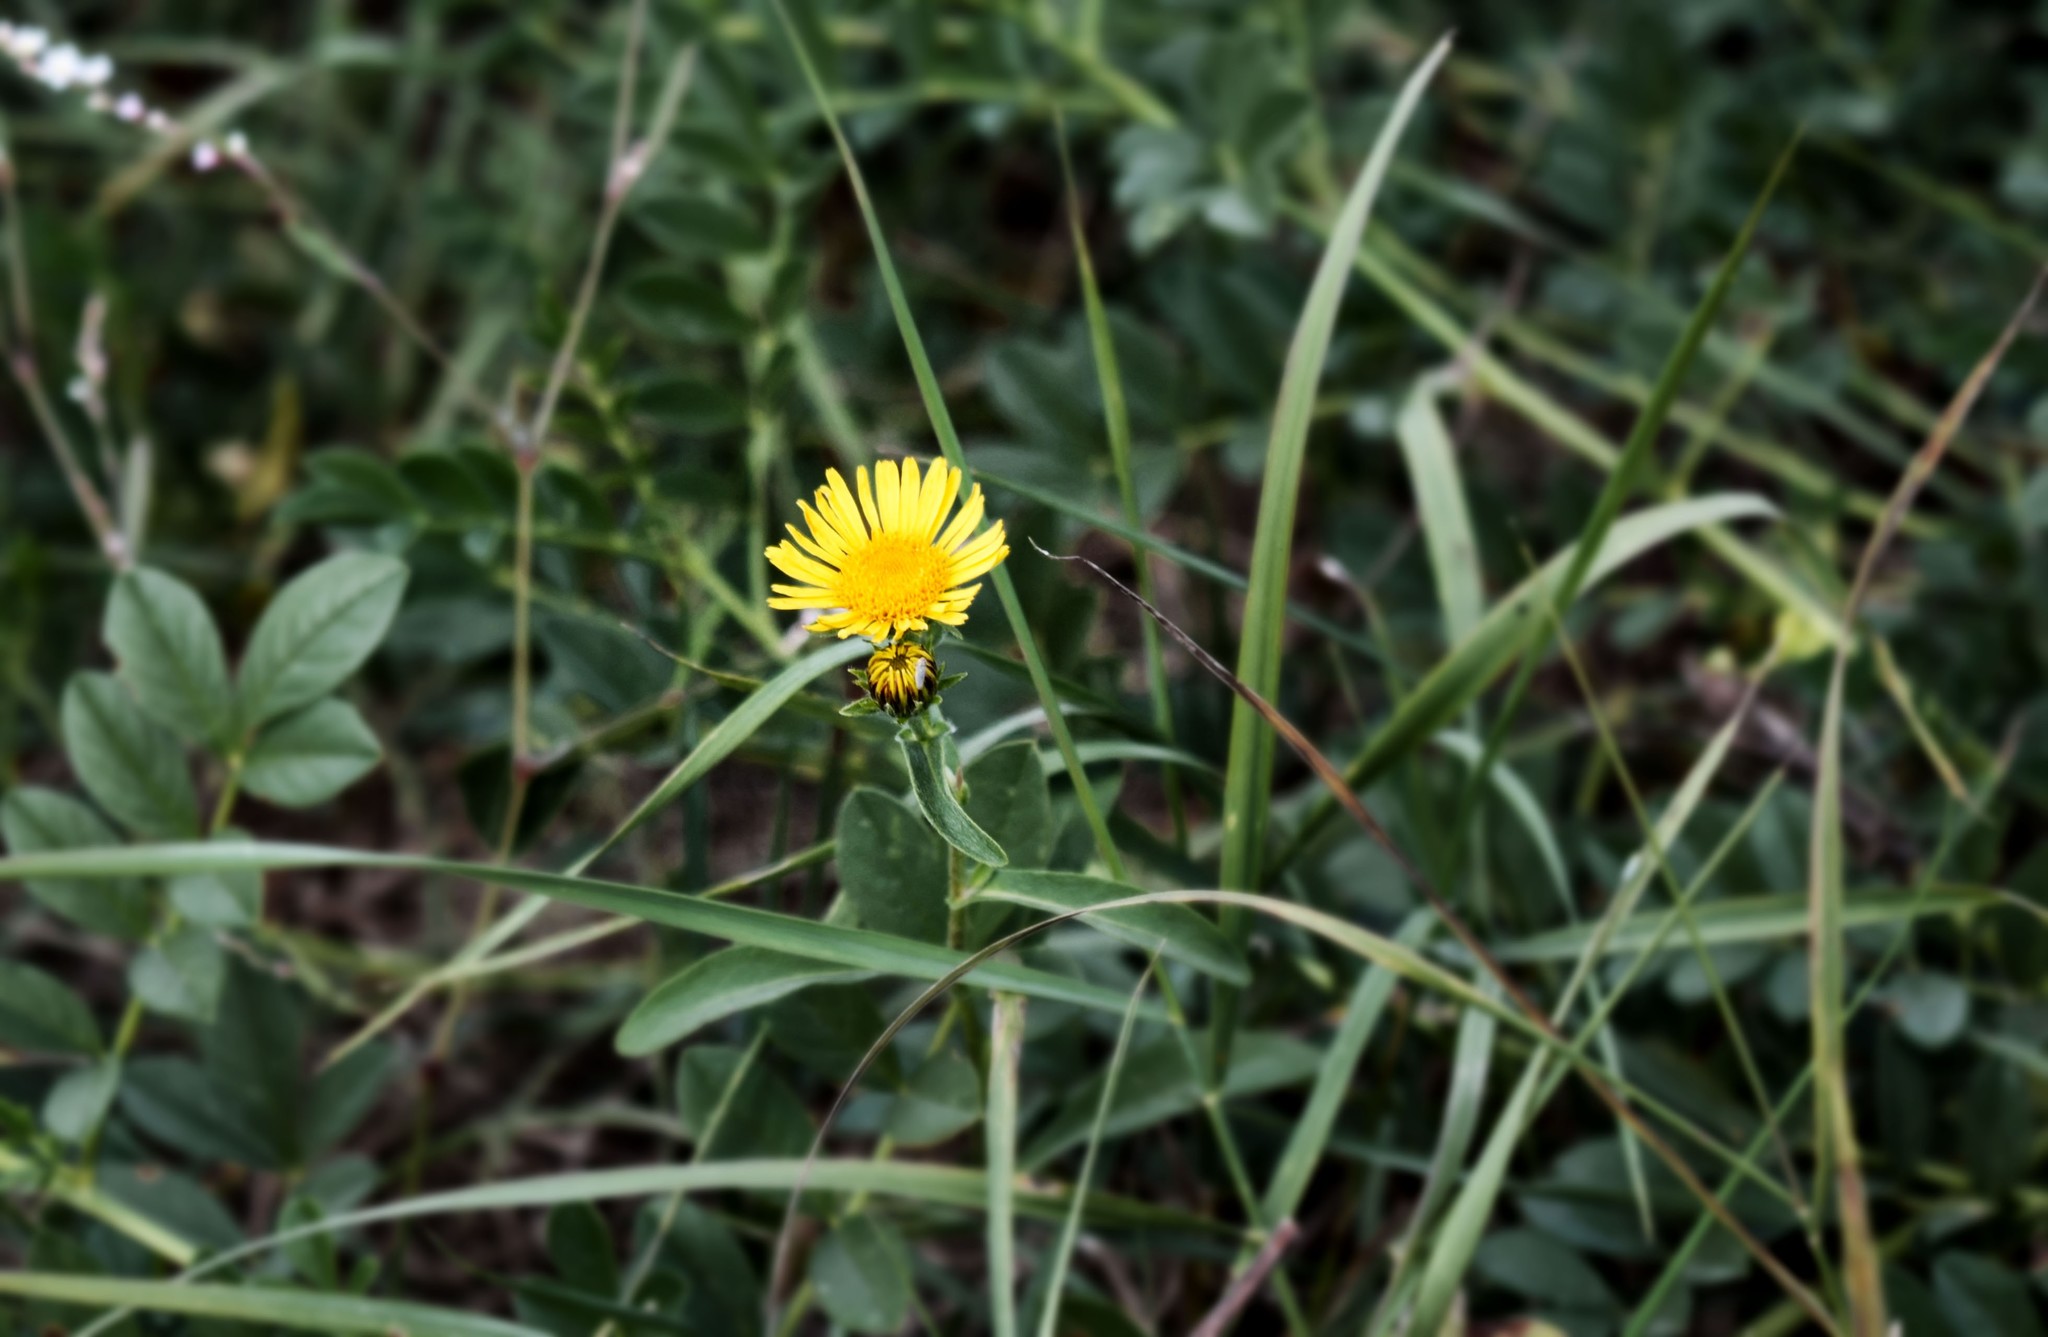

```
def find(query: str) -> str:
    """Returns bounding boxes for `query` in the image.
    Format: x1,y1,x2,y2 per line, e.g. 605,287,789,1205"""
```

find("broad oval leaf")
103,566,235,749
0,786,153,939
61,671,198,838
836,787,950,944
0,959,102,1055
241,698,383,808
809,1214,912,1335
236,552,409,732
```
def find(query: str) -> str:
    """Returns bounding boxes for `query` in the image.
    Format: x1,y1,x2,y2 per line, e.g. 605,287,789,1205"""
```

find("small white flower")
9,27,48,61
191,140,220,171
145,109,170,132
66,376,88,404
35,42,82,90
77,53,112,88
115,92,145,121
225,130,249,158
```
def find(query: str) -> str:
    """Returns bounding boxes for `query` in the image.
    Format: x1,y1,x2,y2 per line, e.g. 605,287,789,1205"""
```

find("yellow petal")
856,465,882,536
900,458,924,532
924,462,961,541
876,458,901,533
825,469,866,541
936,487,986,551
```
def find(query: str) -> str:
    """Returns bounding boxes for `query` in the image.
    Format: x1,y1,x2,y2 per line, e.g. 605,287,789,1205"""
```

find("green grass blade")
1372,972,1502,1335
1056,112,1186,844
0,1275,547,1337
1396,378,1485,645
1274,492,1778,870
1037,960,1154,1337
976,465,1385,662
987,992,1026,1337
1344,231,1848,642
1259,911,1432,1225
0,842,1164,1021
1493,885,1997,963
1443,133,1801,873
1626,771,2007,1336
578,637,867,866
1216,26,1452,920
1805,264,2046,1337
769,0,1126,880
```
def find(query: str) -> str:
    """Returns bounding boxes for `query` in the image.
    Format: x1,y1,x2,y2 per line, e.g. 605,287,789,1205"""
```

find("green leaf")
240,698,383,807
885,1048,980,1147
1962,1057,2034,1193
629,192,767,257
61,672,198,838
128,924,227,1023
1934,1253,2045,1337
303,1041,397,1158
674,1044,813,1161
0,960,102,1055
0,787,153,939
236,552,409,732
618,267,753,344
1472,1228,1620,1313
810,1214,912,1335
618,947,871,1056
899,732,1007,867
836,787,950,944
1885,971,1971,1050
167,830,265,926
0,1272,548,1337
103,566,235,749
627,373,751,433
983,870,1250,985
546,1202,619,1297
42,1057,119,1143
964,740,1054,870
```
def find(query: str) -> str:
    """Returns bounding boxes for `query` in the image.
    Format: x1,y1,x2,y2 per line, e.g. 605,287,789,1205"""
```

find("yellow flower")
865,643,940,718
766,458,1008,641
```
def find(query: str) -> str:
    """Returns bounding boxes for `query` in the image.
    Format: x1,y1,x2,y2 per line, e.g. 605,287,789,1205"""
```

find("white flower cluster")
0,22,112,91
0,20,248,173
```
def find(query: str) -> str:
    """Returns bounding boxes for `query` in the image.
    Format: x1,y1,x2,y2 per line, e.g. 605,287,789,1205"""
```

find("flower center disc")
835,533,950,624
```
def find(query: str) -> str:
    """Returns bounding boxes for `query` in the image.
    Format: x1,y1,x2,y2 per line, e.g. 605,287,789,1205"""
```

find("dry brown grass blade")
1031,538,1839,1334
1808,262,2047,1337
